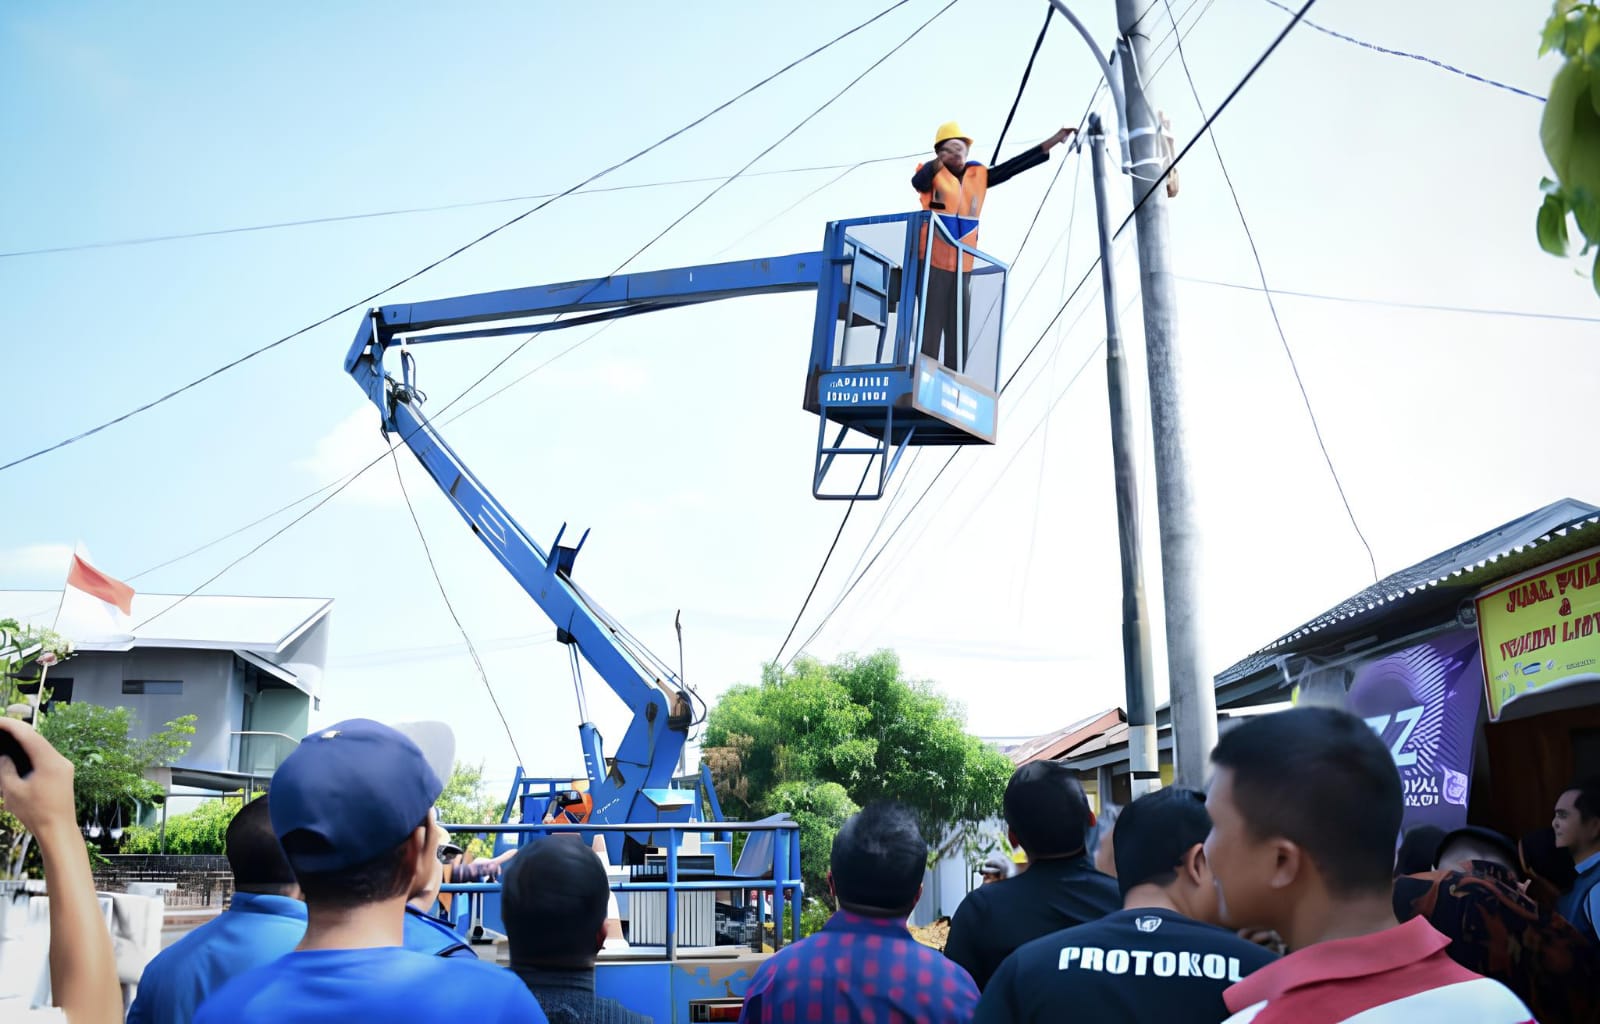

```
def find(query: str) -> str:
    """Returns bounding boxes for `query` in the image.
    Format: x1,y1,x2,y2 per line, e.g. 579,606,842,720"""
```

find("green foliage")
704,651,1013,906
120,795,245,855
435,761,505,858
767,780,859,904
1536,2,1600,294
40,703,195,819
1,620,77,877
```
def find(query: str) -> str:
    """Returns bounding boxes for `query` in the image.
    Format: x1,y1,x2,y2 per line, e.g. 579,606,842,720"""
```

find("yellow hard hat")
933,121,973,150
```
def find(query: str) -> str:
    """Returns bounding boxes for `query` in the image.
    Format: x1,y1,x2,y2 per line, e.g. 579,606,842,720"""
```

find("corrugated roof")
1006,708,1126,765
1216,498,1600,688
0,590,333,655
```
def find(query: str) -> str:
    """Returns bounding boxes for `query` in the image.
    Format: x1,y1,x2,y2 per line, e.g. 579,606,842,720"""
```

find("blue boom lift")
343,210,1008,1019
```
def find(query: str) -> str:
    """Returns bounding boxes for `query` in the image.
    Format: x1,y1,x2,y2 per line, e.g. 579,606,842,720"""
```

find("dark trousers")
920,266,972,373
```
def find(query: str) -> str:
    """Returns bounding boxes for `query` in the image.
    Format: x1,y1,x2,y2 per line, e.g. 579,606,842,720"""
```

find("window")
122,680,183,696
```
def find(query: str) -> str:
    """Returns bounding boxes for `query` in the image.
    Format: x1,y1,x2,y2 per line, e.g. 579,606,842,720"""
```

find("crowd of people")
4,704,1600,1023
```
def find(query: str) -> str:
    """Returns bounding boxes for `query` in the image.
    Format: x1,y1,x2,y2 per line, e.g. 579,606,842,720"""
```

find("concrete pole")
1088,115,1159,800
1114,0,1218,787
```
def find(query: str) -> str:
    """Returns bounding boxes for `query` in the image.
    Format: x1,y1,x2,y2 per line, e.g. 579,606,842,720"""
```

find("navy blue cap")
269,718,444,874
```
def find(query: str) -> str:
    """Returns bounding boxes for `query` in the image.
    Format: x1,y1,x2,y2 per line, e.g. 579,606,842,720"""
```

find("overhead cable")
130,0,964,633
1179,276,1600,324
1257,0,1545,102
389,452,526,764
1161,0,1378,582
0,0,922,476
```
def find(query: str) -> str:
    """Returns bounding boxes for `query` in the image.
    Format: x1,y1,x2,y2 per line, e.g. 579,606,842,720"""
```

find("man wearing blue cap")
193,719,547,1024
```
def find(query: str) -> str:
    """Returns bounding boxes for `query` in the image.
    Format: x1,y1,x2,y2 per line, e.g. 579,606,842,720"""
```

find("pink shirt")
1221,917,1534,1024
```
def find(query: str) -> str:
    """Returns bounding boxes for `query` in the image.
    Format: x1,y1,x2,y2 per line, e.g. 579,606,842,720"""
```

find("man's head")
932,121,971,173
1204,707,1402,936
500,837,610,968
1435,826,1518,873
1393,824,1446,877
1553,777,1600,858
268,719,446,912
1114,788,1221,923
1004,760,1094,859
225,796,298,897
1520,826,1578,891
828,801,926,917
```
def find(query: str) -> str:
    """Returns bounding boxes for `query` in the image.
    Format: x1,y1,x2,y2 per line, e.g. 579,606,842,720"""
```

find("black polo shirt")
943,854,1121,990
974,908,1279,1023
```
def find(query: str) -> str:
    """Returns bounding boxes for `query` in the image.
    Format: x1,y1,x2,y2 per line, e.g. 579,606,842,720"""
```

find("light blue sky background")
3,0,1593,789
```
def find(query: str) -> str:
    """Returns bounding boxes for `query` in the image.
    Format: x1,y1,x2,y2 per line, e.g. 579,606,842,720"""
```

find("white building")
0,591,331,796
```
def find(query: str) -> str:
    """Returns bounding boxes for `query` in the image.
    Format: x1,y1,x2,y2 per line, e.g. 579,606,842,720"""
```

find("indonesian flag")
58,548,137,644
67,554,134,615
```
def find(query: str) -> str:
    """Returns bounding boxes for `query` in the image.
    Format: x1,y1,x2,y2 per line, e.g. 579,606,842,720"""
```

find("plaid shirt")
738,911,978,1024
1394,860,1600,1023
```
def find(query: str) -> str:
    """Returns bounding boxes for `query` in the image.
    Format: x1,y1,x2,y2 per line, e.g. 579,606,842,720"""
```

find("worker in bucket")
912,120,1075,373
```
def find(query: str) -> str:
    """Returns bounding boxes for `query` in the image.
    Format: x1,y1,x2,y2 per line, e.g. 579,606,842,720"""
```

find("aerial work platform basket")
804,210,1008,499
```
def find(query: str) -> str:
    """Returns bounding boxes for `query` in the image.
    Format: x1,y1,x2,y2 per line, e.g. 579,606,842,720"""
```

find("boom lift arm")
344,252,823,854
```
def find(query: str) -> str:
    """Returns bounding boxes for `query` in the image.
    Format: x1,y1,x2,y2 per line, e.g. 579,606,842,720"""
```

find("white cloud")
294,406,405,507
0,543,74,582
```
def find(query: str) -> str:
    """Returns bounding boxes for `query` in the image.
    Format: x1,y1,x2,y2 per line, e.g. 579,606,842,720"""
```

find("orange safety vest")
916,161,988,272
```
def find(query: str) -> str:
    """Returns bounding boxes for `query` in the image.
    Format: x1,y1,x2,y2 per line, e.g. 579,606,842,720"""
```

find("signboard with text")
913,359,997,441
1346,632,1483,832
1476,545,1600,719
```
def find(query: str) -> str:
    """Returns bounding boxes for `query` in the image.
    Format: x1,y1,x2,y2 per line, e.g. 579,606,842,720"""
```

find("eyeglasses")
436,842,465,864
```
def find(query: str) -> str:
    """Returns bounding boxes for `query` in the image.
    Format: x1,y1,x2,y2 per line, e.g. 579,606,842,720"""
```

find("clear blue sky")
3,0,1594,785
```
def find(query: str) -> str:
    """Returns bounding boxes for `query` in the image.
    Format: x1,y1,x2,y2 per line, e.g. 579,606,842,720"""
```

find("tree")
121,795,245,856
1,619,195,876
703,651,1014,911
435,760,505,858
1536,1,1600,296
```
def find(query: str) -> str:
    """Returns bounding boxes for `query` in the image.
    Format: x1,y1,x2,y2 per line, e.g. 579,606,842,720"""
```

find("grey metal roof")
1216,498,1600,689
0,590,332,654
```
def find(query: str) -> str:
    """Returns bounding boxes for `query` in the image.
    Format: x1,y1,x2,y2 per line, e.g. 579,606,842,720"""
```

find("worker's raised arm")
911,161,940,193
988,127,1076,188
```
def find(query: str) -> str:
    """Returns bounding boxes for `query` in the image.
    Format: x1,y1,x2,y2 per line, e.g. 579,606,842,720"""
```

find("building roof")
1005,709,1126,765
1215,498,1600,691
0,591,332,655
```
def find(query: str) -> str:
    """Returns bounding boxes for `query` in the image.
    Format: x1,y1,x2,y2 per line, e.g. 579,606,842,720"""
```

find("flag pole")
52,551,74,631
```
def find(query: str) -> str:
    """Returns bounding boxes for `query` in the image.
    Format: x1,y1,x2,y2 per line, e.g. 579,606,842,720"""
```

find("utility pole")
1087,115,1159,800
1114,0,1218,787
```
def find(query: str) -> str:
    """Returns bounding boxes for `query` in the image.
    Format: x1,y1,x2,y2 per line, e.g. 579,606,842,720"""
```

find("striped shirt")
1221,917,1533,1024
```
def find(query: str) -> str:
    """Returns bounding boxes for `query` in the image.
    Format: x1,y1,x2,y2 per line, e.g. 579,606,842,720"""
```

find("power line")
771,462,874,668
755,173,1139,660
388,452,524,765
1113,0,1320,243
125,470,356,582
1162,0,1377,583
991,8,1053,165
1178,276,1600,324
777,0,1286,657
0,156,925,260
774,54,1095,668
129,0,963,635
1257,0,1544,102
0,0,921,477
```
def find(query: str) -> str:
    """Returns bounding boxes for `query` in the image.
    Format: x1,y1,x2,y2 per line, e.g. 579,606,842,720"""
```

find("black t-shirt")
973,907,1278,1024
944,855,1122,990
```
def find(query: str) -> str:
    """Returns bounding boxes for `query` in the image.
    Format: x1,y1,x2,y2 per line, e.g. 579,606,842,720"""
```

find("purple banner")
1344,630,1483,832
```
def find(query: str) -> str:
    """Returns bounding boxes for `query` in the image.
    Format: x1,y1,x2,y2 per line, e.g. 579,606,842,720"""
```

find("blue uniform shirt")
193,945,547,1024
738,910,979,1024
403,903,476,958
127,891,306,1024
